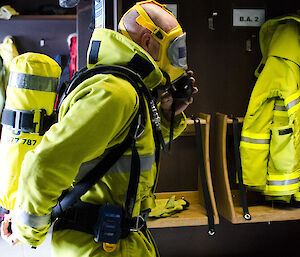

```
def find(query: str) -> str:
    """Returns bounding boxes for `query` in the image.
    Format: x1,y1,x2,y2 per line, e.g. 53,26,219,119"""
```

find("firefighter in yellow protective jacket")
1,1,197,256
240,14,300,202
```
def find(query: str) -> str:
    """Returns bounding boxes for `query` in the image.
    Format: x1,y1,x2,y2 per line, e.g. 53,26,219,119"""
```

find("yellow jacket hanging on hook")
240,14,300,200
0,36,19,119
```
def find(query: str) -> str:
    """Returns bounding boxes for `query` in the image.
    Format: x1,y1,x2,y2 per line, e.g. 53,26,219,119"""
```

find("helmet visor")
167,33,187,70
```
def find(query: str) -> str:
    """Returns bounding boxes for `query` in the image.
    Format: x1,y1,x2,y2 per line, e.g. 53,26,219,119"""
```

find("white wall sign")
233,9,265,27
166,4,177,19
95,0,105,28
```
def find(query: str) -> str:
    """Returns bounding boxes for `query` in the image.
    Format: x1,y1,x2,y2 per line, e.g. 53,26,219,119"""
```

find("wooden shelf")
148,191,214,228
180,117,207,137
148,113,219,228
215,112,300,224
10,15,76,20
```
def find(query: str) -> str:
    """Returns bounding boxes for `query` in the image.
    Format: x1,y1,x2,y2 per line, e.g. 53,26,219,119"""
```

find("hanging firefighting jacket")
0,36,19,120
11,28,187,254
240,14,300,198
0,57,5,119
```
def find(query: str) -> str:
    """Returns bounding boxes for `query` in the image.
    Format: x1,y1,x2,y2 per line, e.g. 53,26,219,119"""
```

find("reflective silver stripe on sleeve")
241,136,270,144
108,154,156,174
273,105,287,111
15,208,51,229
286,97,300,110
76,153,156,180
267,178,299,186
8,72,58,92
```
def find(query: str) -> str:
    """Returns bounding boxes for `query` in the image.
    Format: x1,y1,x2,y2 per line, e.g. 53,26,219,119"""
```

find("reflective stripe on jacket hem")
15,208,51,229
267,177,299,186
264,172,300,196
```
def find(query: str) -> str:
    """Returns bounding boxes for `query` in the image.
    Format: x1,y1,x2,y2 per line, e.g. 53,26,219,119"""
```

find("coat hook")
246,34,257,52
208,12,218,30
40,39,45,47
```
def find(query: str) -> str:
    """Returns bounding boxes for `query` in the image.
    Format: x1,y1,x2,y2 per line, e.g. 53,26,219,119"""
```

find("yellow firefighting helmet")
119,0,187,83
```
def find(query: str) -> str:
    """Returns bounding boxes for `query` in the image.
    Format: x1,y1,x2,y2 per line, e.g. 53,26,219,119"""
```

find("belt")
53,201,149,238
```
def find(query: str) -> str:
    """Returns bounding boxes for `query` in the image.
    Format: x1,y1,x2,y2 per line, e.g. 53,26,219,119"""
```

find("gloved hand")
149,195,189,218
0,213,21,246
160,70,198,121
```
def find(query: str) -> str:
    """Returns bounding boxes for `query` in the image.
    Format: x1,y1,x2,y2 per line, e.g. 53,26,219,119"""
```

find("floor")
0,226,52,257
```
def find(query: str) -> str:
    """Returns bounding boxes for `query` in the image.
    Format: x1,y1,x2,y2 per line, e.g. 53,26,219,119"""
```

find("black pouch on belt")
93,204,123,245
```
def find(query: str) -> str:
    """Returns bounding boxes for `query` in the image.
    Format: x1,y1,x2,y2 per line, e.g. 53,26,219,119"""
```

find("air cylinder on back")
0,53,61,210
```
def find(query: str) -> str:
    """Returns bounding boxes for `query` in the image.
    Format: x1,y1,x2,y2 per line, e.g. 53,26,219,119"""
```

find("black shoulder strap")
57,65,167,152
51,110,142,221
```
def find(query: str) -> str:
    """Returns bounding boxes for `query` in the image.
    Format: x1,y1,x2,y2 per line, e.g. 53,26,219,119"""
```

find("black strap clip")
1,108,57,136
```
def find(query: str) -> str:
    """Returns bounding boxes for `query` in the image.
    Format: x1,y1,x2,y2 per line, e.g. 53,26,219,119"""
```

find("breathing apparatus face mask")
119,0,193,99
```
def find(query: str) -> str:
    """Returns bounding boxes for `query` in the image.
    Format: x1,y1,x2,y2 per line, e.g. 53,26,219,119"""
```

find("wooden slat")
226,117,244,124
197,113,219,223
215,113,236,222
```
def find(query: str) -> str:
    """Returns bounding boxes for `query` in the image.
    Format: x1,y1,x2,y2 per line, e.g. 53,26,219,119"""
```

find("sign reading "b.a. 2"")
233,9,265,27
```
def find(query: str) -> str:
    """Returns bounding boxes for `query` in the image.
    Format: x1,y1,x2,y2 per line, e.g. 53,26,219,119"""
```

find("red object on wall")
69,35,77,79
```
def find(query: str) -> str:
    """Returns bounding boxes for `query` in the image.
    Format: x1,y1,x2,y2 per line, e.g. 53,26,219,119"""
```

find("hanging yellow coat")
240,15,300,198
0,36,19,119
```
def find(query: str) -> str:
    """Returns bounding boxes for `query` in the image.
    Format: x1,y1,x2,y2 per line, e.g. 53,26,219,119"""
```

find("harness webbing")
51,65,161,225
51,111,142,222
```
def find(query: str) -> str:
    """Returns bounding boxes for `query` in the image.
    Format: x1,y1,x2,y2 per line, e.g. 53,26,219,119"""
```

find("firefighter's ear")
140,32,159,61
140,31,152,52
